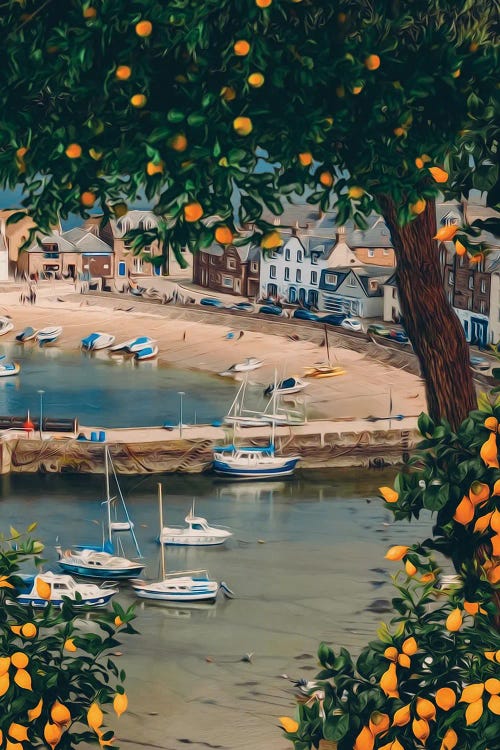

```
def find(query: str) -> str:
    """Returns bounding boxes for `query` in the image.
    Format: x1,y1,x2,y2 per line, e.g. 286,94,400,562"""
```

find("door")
118,261,127,277
288,286,296,303
234,278,241,294
471,317,488,347
308,290,318,307
267,283,278,297
298,288,306,305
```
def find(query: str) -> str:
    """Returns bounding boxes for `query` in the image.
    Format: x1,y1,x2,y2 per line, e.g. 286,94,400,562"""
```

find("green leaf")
323,713,349,741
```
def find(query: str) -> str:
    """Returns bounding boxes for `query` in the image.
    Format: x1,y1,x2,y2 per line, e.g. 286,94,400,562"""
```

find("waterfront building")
192,241,260,298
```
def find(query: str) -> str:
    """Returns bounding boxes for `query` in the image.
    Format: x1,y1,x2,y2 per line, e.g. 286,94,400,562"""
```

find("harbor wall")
0,420,420,474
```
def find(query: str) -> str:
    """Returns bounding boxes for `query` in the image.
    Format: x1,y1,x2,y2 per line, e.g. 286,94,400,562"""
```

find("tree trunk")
161,240,170,276
378,195,476,431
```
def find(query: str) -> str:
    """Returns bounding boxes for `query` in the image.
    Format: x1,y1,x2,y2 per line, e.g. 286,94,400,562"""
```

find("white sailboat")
56,447,144,579
224,375,305,428
158,501,232,546
132,485,222,602
304,325,346,378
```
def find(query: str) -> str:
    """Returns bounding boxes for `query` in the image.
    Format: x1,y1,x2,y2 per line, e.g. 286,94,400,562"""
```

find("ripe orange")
393,127,405,137
415,157,424,169
455,239,467,256
65,143,82,159
428,166,449,183
220,86,236,101
64,638,77,652
365,54,381,71
261,230,282,249
12,652,29,669
130,94,147,108
169,134,188,152
352,85,363,95
83,7,97,18
146,161,164,176
298,152,313,167
51,701,71,726
113,692,128,717
21,622,37,638
319,171,333,187
256,0,272,6
233,116,253,135
135,20,152,37
116,65,132,80
248,73,265,88
215,226,234,245
452,68,461,78
80,191,97,207
183,202,203,222
348,186,365,199
234,40,250,56
410,199,426,215
44,722,62,750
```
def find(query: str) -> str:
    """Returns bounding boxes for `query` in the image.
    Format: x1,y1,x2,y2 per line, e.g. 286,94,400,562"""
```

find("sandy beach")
0,281,427,423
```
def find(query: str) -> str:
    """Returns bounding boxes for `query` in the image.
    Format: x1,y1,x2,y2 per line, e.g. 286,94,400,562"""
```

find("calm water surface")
0,343,244,427
0,469,435,749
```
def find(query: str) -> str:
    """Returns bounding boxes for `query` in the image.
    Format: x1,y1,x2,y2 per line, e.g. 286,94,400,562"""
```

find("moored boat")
16,571,117,608
81,332,116,350
159,505,232,546
264,377,308,396
16,326,38,342
0,317,13,336
36,326,62,345
134,344,158,361
213,445,300,479
56,546,145,579
219,357,263,376
110,336,155,353
0,360,21,377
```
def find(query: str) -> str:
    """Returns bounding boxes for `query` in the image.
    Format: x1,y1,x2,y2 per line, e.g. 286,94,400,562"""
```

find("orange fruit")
365,54,381,71
435,687,456,711
446,608,463,632
398,653,411,667
80,191,97,208
455,239,467,256
385,545,409,561
384,646,398,661
130,94,147,108
428,166,449,183
298,152,313,167
14,668,32,690
469,42,479,52
21,622,37,638
44,722,62,750
369,712,390,737
146,161,164,176
65,143,82,159
64,638,77,652
353,726,373,750
135,20,152,37
233,116,253,135
261,231,282,249
234,40,250,56
169,134,188,152
454,495,474,525
379,486,398,503
392,704,411,726
248,73,265,87
416,697,436,720
279,717,299,733
348,186,365,199
415,157,424,169
405,559,417,576
402,637,418,655
28,697,43,721
215,226,234,245
352,85,363,94
452,68,461,78
12,651,29,669
116,65,132,80
480,432,499,468
319,171,333,187
410,199,426,215
113,692,128,717
256,0,272,6
114,616,123,627
183,202,203,222
83,7,97,18
434,225,458,241
380,663,398,695
51,700,71,726
220,86,236,101
87,702,103,731
8,724,29,742
393,127,405,137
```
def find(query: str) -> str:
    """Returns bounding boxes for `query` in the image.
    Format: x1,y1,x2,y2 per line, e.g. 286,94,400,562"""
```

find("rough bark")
378,195,476,432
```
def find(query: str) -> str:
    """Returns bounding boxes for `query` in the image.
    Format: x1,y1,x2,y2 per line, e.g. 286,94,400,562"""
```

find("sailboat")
56,447,145,579
224,374,305,428
131,485,221,602
158,500,232,546
304,325,346,378
213,406,301,480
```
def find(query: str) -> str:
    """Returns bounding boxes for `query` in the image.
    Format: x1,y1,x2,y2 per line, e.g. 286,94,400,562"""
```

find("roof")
27,233,76,253
349,215,393,248
322,233,362,267
335,266,391,296
111,210,160,238
260,202,323,229
64,228,112,253
383,271,398,287
435,201,463,226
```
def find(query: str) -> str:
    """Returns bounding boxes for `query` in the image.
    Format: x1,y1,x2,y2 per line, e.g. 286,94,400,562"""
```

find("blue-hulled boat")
36,326,62,345
81,332,116,351
16,326,38,342
212,444,300,479
134,344,158,361
110,336,154,353
0,360,20,377
16,571,118,608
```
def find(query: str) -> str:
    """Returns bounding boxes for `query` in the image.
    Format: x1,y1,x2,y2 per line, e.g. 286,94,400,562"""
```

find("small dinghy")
219,357,263,376
134,344,158,361
0,360,20,377
264,377,308,396
81,332,116,351
110,336,155,353
16,571,118,608
16,326,38,342
159,504,232,547
37,326,62,345
110,521,134,532
0,317,13,336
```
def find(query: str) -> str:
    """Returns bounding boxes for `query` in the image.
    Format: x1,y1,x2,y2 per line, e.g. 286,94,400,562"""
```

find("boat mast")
325,324,331,366
158,483,166,580
104,445,112,546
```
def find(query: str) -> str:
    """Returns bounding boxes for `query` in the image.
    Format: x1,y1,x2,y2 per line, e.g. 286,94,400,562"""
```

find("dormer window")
297,250,303,263
311,253,318,265
369,280,379,292
285,248,291,261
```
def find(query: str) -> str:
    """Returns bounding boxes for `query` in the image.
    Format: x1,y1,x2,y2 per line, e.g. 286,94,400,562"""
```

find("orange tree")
0,0,498,427
278,402,500,750
0,526,136,749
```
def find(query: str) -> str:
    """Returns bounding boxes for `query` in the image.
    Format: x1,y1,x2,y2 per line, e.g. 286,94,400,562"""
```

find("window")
468,275,474,290
270,265,277,279
480,299,486,314
383,248,390,256
296,269,302,282
297,250,303,263
311,253,318,265
448,271,455,286
285,248,291,261
227,258,236,270
288,286,297,303
269,251,278,259
369,280,378,292
481,279,487,293
347,275,357,287
284,267,290,281
467,296,473,311
448,290,453,304
310,271,317,284
134,257,143,272
210,256,217,265
325,273,337,285
222,276,233,288
368,249,375,258
251,262,258,273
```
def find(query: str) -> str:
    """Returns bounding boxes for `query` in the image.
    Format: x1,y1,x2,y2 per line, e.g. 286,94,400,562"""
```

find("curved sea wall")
0,419,419,474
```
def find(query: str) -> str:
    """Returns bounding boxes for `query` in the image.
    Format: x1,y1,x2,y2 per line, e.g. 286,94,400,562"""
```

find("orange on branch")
14,668,32,690
220,86,236,101
51,701,71,726
80,191,97,208
402,636,418,655
169,134,188,152
21,622,37,638
130,94,147,108
233,116,253,135
215,226,234,245
410,199,426,215
28,698,43,721
416,697,436,720
469,480,490,505
113,692,128,717
454,239,467,256
11,651,29,669
146,161,164,176
261,231,282,249
452,68,461,78
248,73,265,87
445,607,463,632
44,722,62,750
64,638,76,652
183,202,203,222
379,486,398,503
465,699,484,725
279,716,299,733
352,85,363,94
364,54,381,70
392,704,411,726
87,703,103,731
354,726,374,750
429,166,449,183
415,157,424,169
83,7,97,18
434,225,458,241
65,143,82,159
393,127,405,137
435,687,456,710
385,545,408,561
116,65,132,80
234,40,250,56
319,171,333,187
480,431,499,468
135,20,152,37
348,186,365,199
256,0,272,6
298,152,313,167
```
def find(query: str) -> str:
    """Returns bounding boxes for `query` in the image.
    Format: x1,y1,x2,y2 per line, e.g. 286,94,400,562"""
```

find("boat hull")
0,363,20,377
17,592,115,608
159,535,229,547
213,457,300,479
134,588,217,602
58,560,144,579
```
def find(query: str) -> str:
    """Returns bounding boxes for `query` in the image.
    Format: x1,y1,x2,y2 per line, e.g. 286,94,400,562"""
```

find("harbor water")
0,469,434,749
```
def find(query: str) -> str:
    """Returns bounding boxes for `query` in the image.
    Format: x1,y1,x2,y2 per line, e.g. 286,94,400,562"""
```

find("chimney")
336,225,346,242
292,220,299,237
